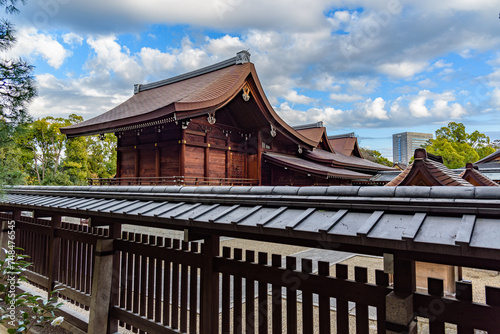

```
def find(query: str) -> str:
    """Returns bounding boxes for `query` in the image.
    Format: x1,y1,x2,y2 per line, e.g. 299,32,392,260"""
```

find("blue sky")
4,0,500,160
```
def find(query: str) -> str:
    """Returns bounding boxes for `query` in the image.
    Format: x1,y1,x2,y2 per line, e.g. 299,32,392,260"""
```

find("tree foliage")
0,0,35,127
424,122,496,169
360,148,393,167
0,114,117,186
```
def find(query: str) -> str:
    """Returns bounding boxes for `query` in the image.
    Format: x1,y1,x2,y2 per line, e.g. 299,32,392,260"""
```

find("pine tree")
0,0,36,127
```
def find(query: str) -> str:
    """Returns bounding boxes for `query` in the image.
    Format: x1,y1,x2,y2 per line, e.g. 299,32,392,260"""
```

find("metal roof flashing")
134,50,251,94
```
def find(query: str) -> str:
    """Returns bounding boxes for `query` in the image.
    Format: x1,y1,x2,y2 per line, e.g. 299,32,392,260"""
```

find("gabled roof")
386,149,472,187
475,149,500,164
327,133,362,157
460,163,499,187
262,152,371,180
304,149,395,172
60,51,317,149
294,122,335,153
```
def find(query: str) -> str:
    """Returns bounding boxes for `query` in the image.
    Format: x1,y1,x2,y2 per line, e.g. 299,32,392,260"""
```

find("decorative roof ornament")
207,112,216,125
298,145,303,154
235,50,251,64
133,84,141,94
270,123,277,137
242,84,251,101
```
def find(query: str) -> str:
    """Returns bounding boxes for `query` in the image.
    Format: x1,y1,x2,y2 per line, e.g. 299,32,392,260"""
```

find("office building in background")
392,132,433,165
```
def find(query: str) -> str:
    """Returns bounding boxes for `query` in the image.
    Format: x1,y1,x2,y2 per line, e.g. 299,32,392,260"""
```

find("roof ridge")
134,50,251,94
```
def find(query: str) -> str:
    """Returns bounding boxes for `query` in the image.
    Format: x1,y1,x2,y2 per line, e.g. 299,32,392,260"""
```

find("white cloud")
329,93,363,103
2,27,69,69
139,47,177,76
284,90,315,104
62,32,83,45
363,97,389,120
86,35,144,82
377,61,428,79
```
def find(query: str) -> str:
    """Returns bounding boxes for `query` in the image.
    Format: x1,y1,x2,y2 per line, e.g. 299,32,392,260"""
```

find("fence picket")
336,264,349,333
286,256,297,334
355,266,369,334
318,261,331,334
189,242,199,334
258,252,268,334
301,258,314,334
233,248,243,334
271,254,282,334
456,281,473,334
245,250,256,334
222,247,231,334
428,277,445,334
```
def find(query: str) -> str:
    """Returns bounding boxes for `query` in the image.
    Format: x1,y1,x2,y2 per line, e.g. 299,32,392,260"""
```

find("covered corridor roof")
1,185,500,270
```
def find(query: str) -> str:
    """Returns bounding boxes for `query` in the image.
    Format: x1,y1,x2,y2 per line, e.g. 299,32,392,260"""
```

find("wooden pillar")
205,133,210,178
88,239,115,334
115,135,121,178
180,129,186,177
200,235,220,334
257,131,262,185
225,136,230,179
0,217,15,263
386,254,417,334
155,144,161,178
134,146,140,178
47,215,62,296
116,150,121,178
108,223,122,333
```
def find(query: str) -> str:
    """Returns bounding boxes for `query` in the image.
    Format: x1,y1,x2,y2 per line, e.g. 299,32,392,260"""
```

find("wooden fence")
1,212,500,333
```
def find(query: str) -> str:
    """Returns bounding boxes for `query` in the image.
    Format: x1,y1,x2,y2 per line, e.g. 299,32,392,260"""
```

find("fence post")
108,223,122,333
200,235,220,334
47,215,62,296
88,239,114,334
385,255,417,334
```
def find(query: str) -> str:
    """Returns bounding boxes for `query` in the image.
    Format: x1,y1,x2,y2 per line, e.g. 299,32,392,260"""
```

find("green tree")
86,133,117,179
424,122,495,168
16,117,71,184
360,148,393,167
0,0,36,127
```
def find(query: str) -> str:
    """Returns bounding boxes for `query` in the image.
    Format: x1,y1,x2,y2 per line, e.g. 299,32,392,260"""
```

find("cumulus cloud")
377,61,428,79
62,32,83,45
363,97,389,120
1,27,69,69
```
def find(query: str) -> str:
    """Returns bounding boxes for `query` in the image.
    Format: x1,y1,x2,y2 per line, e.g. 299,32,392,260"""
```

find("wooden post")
385,255,417,334
257,130,262,185
225,136,230,179
180,129,186,177
200,235,220,334
108,223,121,333
134,146,140,178
88,239,115,334
155,144,161,178
205,133,210,178
47,215,62,296
0,212,16,263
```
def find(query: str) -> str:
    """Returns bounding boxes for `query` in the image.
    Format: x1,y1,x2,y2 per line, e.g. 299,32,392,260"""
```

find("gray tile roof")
2,186,500,268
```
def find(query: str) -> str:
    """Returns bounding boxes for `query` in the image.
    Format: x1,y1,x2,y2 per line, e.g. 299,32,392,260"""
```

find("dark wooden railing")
87,176,259,186
1,212,500,333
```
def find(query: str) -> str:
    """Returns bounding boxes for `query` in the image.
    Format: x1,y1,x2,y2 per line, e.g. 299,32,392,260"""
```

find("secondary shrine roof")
460,163,499,187
386,149,472,187
304,149,395,173
262,152,372,179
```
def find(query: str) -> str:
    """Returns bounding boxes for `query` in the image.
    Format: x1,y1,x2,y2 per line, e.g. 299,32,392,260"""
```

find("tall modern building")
392,132,433,165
